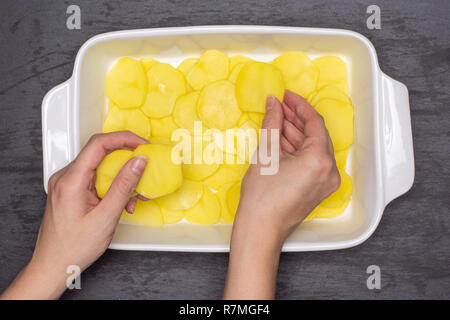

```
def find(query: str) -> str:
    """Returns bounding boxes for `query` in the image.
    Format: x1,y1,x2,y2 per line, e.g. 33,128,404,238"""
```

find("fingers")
281,135,296,154
96,155,148,222
283,90,329,147
282,102,304,132
125,196,138,214
283,120,305,150
71,131,148,186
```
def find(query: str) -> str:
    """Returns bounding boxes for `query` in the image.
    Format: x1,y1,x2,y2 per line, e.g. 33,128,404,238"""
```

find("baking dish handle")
41,79,73,193
380,73,415,205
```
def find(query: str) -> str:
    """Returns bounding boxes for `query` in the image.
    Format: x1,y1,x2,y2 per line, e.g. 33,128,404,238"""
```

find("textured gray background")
0,0,449,299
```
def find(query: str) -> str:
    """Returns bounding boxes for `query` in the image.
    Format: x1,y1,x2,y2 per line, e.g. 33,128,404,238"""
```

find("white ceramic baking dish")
41,26,414,252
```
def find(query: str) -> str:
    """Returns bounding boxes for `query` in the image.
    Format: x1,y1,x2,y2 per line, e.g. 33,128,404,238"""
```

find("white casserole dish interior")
41,26,414,252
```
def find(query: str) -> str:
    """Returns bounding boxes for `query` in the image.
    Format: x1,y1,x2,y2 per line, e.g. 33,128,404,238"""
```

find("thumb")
98,155,148,220
262,95,284,131
260,95,283,153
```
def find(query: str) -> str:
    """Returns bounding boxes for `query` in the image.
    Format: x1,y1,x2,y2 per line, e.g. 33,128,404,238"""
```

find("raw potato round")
150,116,180,140
160,207,184,224
185,185,220,225
229,55,254,70
321,169,353,209
272,51,319,98
315,99,354,151
156,179,203,211
248,112,265,128
315,197,351,219
173,91,200,133
140,58,159,72
181,136,220,181
204,163,246,190
95,149,133,198
177,58,199,77
105,57,147,108
335,148,349,169
134,144,183,198
141,63,186,118
103,103,151,139
217,182,237,223
313,56,348,93
228,62,250,84
226,181,241,218
120,200,163,227
308,85,351,107
186,50,229,91
235,62,285,113
237,113,250,127
197,80,242,130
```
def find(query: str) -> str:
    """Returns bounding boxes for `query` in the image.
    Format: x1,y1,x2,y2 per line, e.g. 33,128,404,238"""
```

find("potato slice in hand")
142,63,186,118
272,51,319,98
248,112,264,128
120,200,163,227
235,62,284,113
186,50,229,91
134,144,183,198
185,185,220,225
95,149,133,198
197,80,242,131
103,103,151,139
173,91,201,133
313,56,348,93
105,57,147,108
156,179,203,211
315,99,354,151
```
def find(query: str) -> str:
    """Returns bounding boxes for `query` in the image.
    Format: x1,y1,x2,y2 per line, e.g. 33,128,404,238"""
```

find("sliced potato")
150,116,180,139
140,58,159,72
315,99,354,151
173,91,200,133
103,103,151,139
235,62,284,113
217,182,237,223
177,57,199,77
309,85,351,107
197,80,242,130
160,207,184,224
313,56,348,93
226,181,241,218
272,51,319,98
186,50,229,91
335,148,349,169
184,185,220,225
95,149,133,198
229,55,253,70
120,200,163,227
237,113,250,127
228,62,250,84
105,57,147,108
315,197,350,219
155,179,203,211
134,144,183,198
204,163,246,190
321,169,352,209
141,63,186,118
248,112,265,128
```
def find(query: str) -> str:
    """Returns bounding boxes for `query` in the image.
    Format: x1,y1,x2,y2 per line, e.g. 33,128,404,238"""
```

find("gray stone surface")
0,0,449,299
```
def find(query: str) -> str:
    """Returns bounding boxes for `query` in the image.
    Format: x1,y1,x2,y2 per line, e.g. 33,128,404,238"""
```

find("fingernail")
131,155,148,175
266,95,276,111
